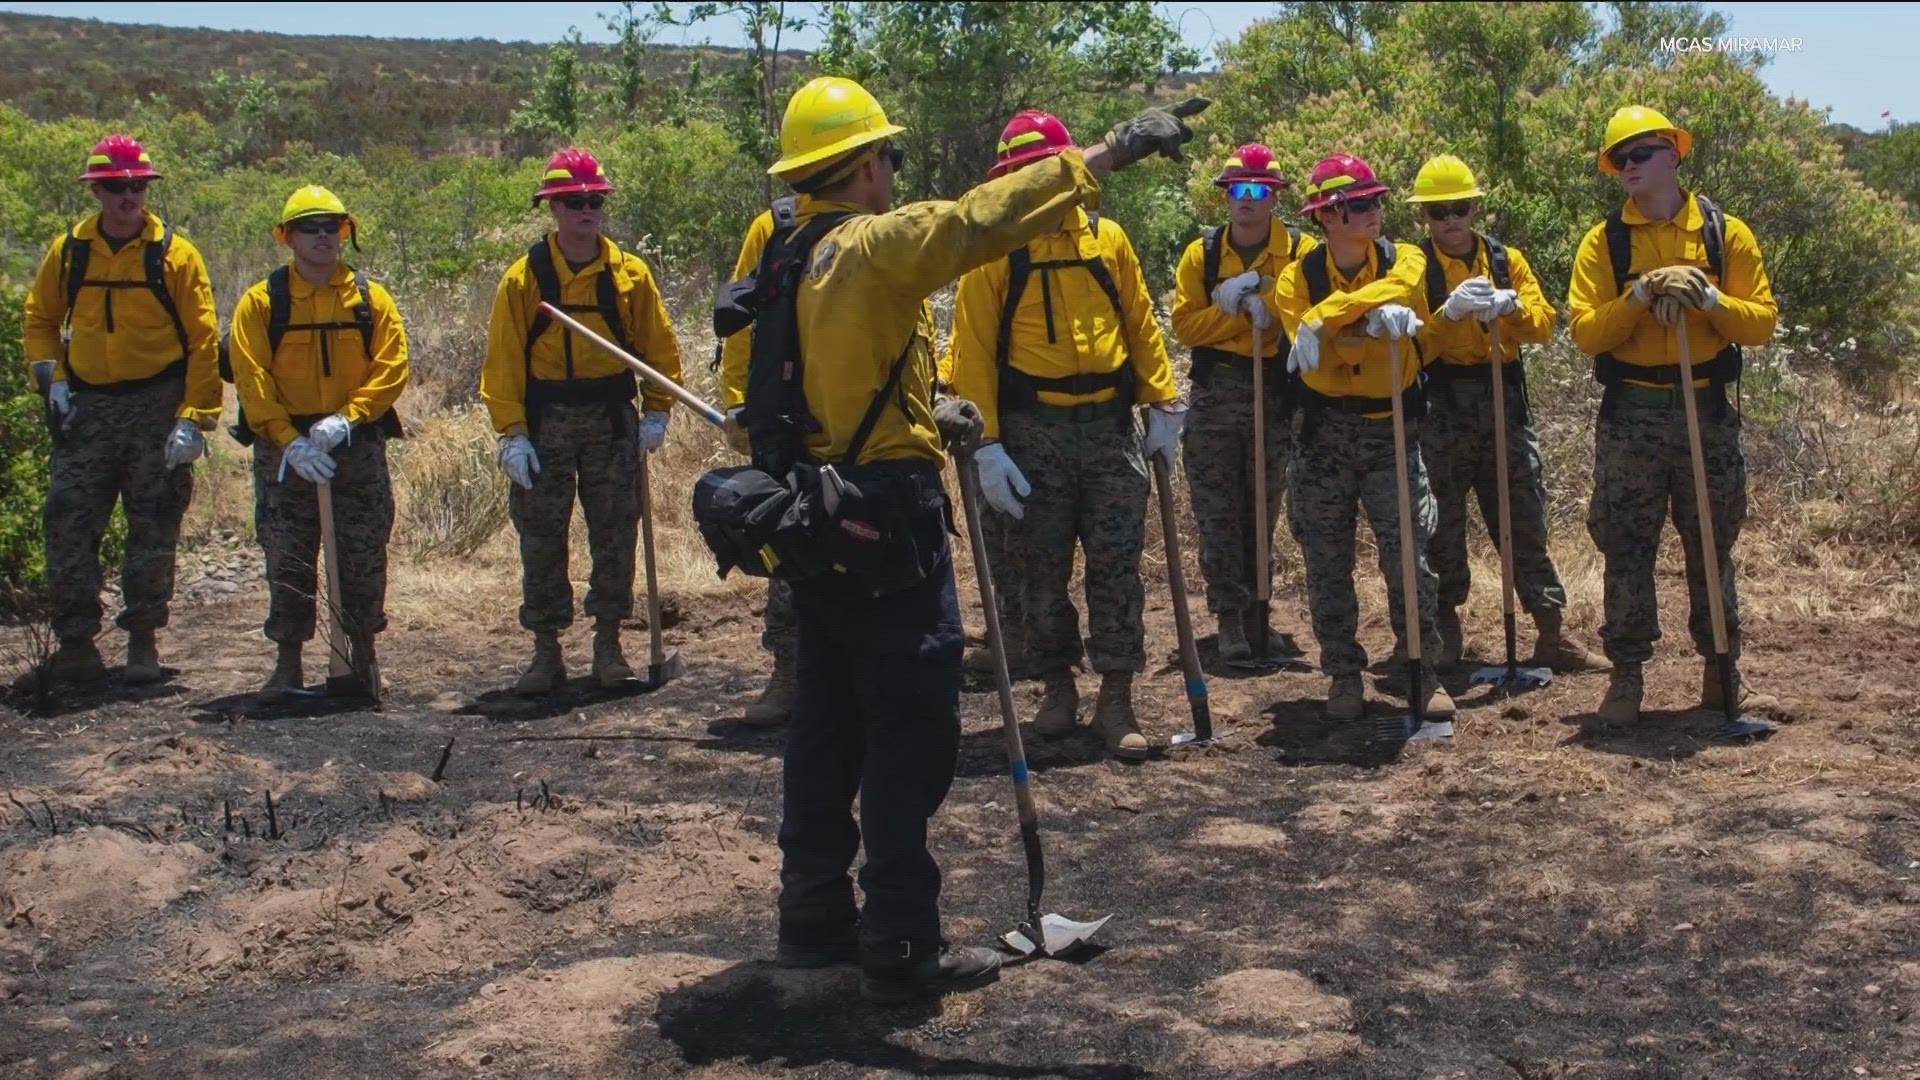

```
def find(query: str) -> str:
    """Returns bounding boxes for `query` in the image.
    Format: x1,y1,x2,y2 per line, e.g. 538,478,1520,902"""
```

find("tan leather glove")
1652,295,1688,328
1641,265,1709,307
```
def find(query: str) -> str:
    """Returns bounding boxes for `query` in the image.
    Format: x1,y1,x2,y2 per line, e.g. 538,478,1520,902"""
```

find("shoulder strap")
1286,225,1301,260
1303,245,1332,306
997,247,1033,371
1483,234,1512,291
523,239,560,362
62,227,89,316
266,266,293,354
1374,237,1396,271
594,263,629,352
145,222,191,362
351,271,375,354
1417,237,1447,314
771,196,799,231
840,338,917,468
1087,212,1101,237
1605,207,1632,296
1202,225,1225,296
1696,195,1727,281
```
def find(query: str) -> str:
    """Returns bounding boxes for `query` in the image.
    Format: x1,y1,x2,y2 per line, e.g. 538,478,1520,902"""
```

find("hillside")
0,10,764,156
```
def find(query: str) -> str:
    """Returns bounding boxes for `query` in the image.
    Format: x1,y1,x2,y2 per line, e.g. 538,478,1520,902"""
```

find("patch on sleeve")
806,240,839,282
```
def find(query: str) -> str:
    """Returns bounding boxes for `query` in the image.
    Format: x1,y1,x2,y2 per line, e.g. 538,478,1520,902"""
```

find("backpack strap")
993,232,1135,410
1286,225,1301,259
1605,206,1633,296
1483,234,1512,291
1418,237,1448,314
1302,246,1332,306
839,337,917,468
1696,195,1727,282
351,272,375,355
771,196,799,232
266,265,294,354
1201,225,1225,296
61,227,89,326
145,222,190,362
522,238,634,386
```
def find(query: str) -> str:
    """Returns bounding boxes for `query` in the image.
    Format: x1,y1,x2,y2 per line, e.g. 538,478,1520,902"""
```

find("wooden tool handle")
637,450,665,668
536,302,727,426
1488,320,1519,620
1676,319,1732,656
1387,336,1422,665
316,481,352,678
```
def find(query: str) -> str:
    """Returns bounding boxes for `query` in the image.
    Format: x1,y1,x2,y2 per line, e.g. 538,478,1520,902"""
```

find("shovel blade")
1000,913,1111,958
644,650,685,689
1469,663,1552,690
1169,731,1211,747
1370,713,1451,748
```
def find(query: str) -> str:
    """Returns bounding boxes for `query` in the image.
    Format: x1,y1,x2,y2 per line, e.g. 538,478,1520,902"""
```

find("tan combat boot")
1092,672,1149,760
593,621,635,687
1032,673,1080,738
124,628,163,684
1417,664,1457,718
262,644,303,693
47,638,109,684
515,632,565,696
1700,657,1778,713
1327,674,1366,721
1217,616,1253,662
1529,609,1611,673
1597,662,1644,725
742,650,797,727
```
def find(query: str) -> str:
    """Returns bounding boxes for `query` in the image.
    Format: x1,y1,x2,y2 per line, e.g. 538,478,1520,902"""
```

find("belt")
1608,383,1726,409
1015,399,1133,424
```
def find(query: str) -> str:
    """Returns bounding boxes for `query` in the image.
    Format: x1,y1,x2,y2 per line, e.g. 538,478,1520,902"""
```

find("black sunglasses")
881,143,906,172
290,216,345,236
1423,201,1475,221
98,179,149,195
559,194,607,211
1341,194,1384,213
1611,142,1671,169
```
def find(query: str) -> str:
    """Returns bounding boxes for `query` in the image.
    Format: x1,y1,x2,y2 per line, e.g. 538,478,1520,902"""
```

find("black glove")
1100,97,1212,171
932,395,984,451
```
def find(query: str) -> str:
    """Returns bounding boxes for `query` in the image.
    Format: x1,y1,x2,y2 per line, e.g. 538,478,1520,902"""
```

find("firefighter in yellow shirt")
21,135,221,686
1274,153,1454,724
480,149,685,695
743,76,1206,1001
1169,143,1317,665
1567,106,1779,726
226,186,409,695
1408,155,1609,675
944,110,1182,761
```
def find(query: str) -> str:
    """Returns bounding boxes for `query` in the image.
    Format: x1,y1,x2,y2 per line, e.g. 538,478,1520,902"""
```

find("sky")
1,1,1911,129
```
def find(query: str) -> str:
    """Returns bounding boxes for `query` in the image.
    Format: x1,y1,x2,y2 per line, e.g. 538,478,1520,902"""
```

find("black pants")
777,468,963,976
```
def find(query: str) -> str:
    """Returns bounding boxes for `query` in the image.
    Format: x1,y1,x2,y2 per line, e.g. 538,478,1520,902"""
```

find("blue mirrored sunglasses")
1227,182,1274,202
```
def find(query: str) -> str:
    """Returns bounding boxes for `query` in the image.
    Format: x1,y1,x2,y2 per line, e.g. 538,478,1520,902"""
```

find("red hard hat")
1298,153,1389,217
988,110,1076,179
79,134,160,183
533,147,614,206
1215,143,1287,188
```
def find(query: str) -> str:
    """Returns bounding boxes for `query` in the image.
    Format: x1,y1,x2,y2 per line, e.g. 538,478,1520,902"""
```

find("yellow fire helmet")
1599,105,1693,175
768,76,905,183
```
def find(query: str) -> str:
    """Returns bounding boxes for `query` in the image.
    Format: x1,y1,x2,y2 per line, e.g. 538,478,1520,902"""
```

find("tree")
651,2,815,203
1848,122,1920,214
510,33,586,144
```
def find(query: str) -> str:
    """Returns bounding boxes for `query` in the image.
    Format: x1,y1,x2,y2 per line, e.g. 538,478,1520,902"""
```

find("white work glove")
1143,404,1186,467
1699,285,1722,312
307,413,353,452
1364,304,1424,341
1479,288,1520,322
278,436,336,484
1239,294,1273,330
48,380,74,429
163,419,206,470
973,442,1031,521
1630,276,1655,306
1442,276,1494,321
497,434,540,491
1288,325,1322,374
1211,270,1262,319
639,411,670,453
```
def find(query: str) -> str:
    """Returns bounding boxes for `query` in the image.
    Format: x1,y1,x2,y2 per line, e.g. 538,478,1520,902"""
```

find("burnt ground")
0,555,1916,1079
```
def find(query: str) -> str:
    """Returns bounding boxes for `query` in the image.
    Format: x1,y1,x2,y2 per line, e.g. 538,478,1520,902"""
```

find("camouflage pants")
1181,363,1292,629
252,434,394,645
1423,377,1567,613
762,577,796,662
1286,409,1441,677
993,408,1149,675
44,378,194,643
508,403,639,632
1587,398,1747,664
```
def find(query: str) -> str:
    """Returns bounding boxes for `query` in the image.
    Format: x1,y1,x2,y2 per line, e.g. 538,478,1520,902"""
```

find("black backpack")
218,266,400,447
1201,221,1302,296
1593,194,1740,402
1294,239,1426,420
58,221,192,386
995,213,1138,409
1417,234,1512,314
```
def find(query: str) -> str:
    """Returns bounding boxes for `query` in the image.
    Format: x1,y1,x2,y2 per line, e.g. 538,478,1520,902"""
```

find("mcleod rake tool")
1376,334,1449,746
1469,318,1551,692
1155,455,1213,747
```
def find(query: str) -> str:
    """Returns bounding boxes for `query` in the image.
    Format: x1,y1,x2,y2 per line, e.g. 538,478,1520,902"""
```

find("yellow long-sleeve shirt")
1275,240,1429,408
1170,220,1318,360
480,233,684,433
1415,236,1555,367
22,211,222,428
1567,192,1777,388
789,150,1104,467
226,264,410,450
943,207,1176,439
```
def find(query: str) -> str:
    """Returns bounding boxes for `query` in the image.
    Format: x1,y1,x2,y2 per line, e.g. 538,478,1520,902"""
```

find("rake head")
1000,913,1112,958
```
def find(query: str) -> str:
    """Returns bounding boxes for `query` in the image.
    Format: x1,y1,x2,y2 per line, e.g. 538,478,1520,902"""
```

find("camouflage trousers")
989,407,1149,675
1587,396,1747,664
44,378,194,643
762,578,796,662
1181,363,1292,630
1423,376,1567,614
508,403,639,632
1286,409,1442,677
252,433,394,645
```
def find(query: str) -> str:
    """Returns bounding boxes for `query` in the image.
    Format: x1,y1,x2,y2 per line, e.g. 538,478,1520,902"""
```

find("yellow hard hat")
275,185,359,247
1599,105,1692,174
767,76,906,182
1406,155,1485,203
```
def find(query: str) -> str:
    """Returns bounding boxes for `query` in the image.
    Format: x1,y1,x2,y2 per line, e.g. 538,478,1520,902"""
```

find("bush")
0,284,49,595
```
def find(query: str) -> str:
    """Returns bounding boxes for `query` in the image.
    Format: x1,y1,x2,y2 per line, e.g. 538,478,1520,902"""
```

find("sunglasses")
559,194,607,211
289,216,345,236
881,143,906,172
1341,195,1384,214
1611,142,1672,169
1227,182,1274,202
98,179,149,195
1423,201,1475,221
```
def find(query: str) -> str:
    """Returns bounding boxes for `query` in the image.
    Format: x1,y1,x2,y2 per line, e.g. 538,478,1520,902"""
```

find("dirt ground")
1,538,1917,1079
